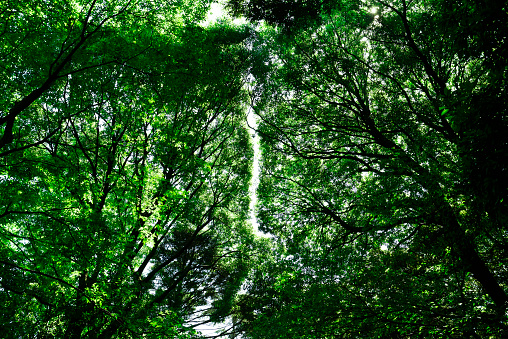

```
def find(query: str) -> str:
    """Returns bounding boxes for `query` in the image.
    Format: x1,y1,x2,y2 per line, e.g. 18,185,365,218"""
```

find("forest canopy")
1,0,507,338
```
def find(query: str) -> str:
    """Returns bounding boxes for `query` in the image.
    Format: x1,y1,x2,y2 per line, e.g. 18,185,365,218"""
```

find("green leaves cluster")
0,1,260,338
2,0,507,338
232,0,508,337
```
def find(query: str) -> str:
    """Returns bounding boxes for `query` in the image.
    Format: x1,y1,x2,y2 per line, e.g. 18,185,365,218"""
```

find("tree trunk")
440,204,508,313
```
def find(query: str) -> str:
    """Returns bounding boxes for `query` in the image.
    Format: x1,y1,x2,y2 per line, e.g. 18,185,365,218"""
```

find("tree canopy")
0,1,260,337
1,0,507,338
231,0,508,337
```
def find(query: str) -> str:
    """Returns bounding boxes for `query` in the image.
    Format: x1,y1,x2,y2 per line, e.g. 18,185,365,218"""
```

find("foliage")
224,0,342,29
2,0,508,338
0,1,258,337
234,0,508,337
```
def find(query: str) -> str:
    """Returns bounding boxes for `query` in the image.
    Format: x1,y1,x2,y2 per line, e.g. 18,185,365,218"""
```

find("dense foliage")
230,0,508,337
0,1,258,337
1,0,507,338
